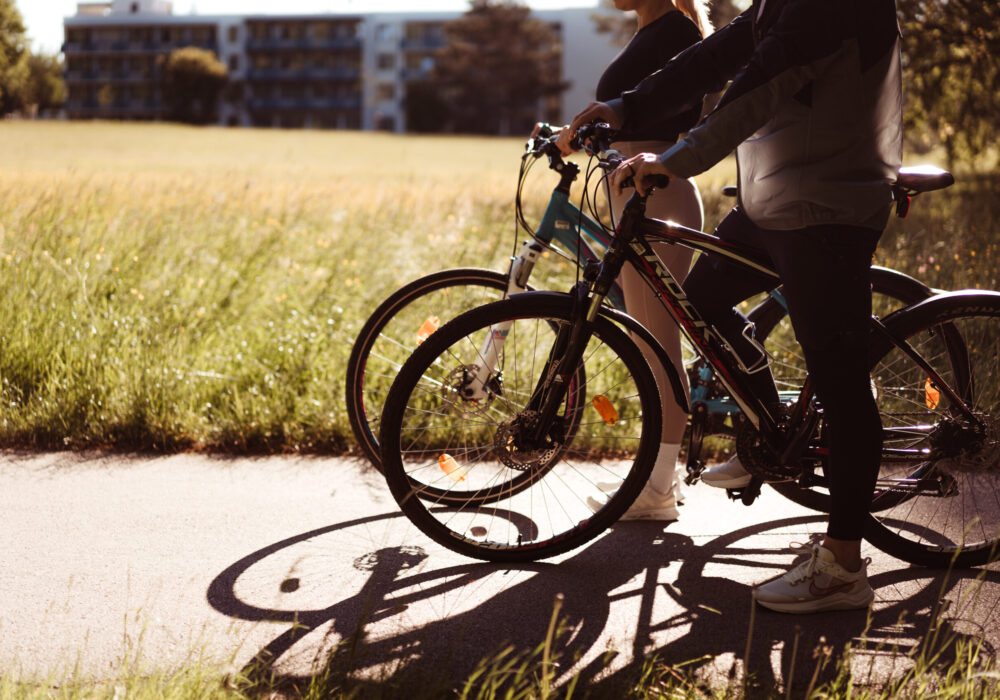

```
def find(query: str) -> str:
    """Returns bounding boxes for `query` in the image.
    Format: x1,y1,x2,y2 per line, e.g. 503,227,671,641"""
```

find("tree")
0,0,28,115
428,0,567,135
404,80,451,133
22,52,66,115
896,0,1000,168
161,46,228,125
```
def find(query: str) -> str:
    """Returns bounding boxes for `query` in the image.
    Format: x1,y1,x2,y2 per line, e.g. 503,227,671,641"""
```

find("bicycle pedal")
726,477,763,506
684,458,705,486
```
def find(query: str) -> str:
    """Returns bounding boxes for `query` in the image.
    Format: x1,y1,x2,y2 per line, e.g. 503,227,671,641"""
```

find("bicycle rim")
864,293,1000,567
379,292,661,562
345,269,511,468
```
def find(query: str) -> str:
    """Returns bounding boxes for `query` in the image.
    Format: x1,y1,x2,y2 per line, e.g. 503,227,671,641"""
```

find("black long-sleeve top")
608,0,903,231
595,10,702,143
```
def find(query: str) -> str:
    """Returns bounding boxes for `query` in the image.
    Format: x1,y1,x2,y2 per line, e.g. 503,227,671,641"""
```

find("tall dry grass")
0,122,994,453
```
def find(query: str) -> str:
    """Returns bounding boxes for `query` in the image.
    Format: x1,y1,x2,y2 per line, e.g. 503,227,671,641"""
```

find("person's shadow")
588,515,1000,697
207,510,998,696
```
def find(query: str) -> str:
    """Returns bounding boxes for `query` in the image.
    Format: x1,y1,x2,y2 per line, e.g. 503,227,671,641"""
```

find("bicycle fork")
460,241,544,402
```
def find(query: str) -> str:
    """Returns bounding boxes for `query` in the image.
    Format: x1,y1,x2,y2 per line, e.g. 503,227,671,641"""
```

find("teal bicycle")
345,124,935,508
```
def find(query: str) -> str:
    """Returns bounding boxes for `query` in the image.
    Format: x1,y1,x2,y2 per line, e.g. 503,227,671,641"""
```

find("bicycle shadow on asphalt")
206,510,999,696
590,515,1000,697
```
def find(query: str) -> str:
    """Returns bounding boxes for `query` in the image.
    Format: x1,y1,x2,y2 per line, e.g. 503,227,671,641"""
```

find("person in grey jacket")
567,0,902,613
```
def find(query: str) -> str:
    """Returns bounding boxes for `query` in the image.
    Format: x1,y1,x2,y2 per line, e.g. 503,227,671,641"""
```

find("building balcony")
399,67,432,82
245,37,362,52
64,70,159,83
246,67,360,81
64,99,163,114
62,40,218,54
400,37,445,51
246,96,361,111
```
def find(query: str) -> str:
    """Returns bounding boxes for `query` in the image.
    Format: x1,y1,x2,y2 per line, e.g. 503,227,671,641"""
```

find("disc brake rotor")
493,411,560,472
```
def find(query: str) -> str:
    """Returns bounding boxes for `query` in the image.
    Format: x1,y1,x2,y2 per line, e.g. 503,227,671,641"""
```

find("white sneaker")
700,454,752,489
588,482,680,521
753,543,874,614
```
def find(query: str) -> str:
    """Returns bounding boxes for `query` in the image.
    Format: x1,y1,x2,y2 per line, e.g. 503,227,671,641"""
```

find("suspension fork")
458,240,544,402
522,281,595,447
521,199,641,447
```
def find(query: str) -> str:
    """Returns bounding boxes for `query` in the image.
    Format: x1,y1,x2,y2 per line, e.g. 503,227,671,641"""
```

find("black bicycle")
347,124,935,513
378,126,998,567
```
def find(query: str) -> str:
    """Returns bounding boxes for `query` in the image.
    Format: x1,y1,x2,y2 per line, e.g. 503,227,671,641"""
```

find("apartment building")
62,0,619,131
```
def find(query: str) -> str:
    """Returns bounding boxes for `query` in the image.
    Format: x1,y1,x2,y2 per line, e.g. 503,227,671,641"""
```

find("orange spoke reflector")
925,377,941,410
416,316,440,345
438,453,467,481
592,395,618,425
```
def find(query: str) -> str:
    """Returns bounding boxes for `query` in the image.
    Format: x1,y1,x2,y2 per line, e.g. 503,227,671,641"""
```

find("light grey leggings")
608,140,703,442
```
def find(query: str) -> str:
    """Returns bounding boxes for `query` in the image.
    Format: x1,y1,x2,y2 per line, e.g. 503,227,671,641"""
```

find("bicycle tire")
861,291,1000,567
378,291,662,562
751,267,934,512
346,268,520,468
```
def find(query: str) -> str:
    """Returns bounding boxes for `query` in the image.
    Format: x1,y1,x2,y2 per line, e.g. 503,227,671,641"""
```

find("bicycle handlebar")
527,122,669,193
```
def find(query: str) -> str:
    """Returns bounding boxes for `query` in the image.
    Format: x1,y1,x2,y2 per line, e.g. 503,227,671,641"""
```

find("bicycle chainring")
734,416,800,482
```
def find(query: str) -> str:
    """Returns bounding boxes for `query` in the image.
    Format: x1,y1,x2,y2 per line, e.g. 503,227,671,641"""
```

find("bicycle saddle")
896,165,954,193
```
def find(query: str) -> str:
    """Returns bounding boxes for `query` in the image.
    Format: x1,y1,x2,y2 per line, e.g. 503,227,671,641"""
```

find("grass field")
0,121,996,454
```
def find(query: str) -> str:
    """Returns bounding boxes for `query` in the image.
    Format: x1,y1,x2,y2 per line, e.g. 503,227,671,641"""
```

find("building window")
228,55,239,72
376,83,395,101
131,2,139,13
376,53,395,71
228,26,239,43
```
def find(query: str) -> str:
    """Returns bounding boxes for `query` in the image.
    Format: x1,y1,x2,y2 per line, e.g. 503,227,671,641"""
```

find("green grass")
0,122,524,452
0,121,996,455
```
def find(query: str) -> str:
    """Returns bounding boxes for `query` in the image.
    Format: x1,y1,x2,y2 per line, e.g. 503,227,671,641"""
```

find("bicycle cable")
512,135,585,266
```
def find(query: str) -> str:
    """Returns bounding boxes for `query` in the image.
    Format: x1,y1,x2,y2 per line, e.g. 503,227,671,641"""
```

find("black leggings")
683,207,882,541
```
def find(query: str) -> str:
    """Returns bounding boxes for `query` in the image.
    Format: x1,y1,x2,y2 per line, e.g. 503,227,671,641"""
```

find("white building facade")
63,1,621,131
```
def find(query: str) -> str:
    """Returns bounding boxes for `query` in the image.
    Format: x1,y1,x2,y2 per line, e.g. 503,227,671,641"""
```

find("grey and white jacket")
608,0,903,232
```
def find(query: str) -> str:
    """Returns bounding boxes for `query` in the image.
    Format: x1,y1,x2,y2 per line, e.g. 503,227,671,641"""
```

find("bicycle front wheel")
346,268,517,468
863,291,1000,567
378,292,662,562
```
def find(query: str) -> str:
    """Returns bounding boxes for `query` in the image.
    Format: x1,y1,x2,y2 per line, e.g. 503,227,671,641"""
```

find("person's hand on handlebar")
610,152,674,195
566,101,621,154
530,121,577,156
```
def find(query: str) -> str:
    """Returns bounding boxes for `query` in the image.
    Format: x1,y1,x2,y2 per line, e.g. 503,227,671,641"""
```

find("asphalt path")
2,451,999,694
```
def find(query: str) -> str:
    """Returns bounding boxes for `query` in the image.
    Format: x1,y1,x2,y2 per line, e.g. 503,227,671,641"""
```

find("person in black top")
568,0,903,613
555,1,712,521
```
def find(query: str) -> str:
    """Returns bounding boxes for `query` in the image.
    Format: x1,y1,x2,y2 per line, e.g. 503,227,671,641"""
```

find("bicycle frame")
508,160,625,309
603,197,786,438
541,188,981,489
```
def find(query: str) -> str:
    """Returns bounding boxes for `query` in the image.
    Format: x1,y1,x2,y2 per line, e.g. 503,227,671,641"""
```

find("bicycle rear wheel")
863,292,1000,567
378,292,662,562
346,268,517,468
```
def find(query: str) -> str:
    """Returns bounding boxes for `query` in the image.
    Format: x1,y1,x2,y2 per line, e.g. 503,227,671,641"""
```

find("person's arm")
610,9,755,136
567,10,753,147
656,0,847,177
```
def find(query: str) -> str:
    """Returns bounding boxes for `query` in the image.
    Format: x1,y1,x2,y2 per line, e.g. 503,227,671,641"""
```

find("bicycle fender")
870,264,938,303
598,306,690,414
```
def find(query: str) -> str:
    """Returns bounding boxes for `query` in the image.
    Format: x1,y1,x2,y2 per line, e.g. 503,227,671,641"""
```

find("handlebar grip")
616,172,670,194
647,174,670,190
